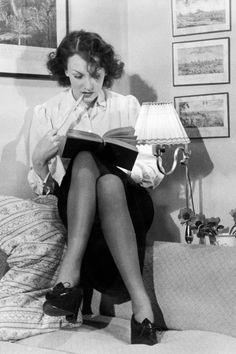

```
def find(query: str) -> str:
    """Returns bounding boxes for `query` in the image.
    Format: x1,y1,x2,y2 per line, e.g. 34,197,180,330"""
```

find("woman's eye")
74,75,83,79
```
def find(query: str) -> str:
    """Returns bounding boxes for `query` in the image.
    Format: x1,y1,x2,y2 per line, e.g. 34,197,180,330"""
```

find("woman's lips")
83,92,94,97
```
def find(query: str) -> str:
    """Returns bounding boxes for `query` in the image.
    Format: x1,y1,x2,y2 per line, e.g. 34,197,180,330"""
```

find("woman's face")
66,54,106,103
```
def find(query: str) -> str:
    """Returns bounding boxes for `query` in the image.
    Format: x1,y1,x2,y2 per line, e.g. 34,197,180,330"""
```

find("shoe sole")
43,301,74,317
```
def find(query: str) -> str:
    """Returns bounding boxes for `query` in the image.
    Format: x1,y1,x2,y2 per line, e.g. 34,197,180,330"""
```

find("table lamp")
135,102,193,243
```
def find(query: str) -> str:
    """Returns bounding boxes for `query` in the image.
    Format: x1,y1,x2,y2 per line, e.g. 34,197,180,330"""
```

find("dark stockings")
56,151,154,322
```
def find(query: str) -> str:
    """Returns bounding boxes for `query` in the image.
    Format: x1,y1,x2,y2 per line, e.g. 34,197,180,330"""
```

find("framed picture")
172,38,230,86
171,0,231,37
0,0,68,79
174,93,229,139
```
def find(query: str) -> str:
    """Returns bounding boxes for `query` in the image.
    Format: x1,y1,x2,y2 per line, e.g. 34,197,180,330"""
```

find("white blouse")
28,88,164,195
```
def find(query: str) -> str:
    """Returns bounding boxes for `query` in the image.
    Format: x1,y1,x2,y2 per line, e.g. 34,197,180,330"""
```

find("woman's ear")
65,71,69,77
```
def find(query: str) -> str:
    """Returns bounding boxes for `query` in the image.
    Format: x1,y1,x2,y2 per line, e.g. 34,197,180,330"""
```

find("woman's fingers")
49,135,60,145
33,130,61,164
46,129,61,147
47,128,58,137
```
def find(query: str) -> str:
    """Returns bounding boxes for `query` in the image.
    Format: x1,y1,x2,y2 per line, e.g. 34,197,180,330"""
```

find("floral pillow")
0,195,82,341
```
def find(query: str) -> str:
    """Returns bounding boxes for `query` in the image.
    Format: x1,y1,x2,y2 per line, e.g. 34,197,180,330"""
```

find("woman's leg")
56,151,100,286
97,174,154,323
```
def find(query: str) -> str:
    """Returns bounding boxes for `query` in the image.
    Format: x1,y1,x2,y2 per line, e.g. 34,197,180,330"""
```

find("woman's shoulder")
106,90,140,104
33,89,72,122
105,90,140,124
39,89,71,109
106,90,140,114
32,89,73,131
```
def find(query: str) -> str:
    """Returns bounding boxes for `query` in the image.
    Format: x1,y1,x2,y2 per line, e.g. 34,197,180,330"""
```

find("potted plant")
178,207,225,245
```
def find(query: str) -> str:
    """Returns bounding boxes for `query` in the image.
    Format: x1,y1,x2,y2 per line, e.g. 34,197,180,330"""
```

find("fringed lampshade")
135,102,190,146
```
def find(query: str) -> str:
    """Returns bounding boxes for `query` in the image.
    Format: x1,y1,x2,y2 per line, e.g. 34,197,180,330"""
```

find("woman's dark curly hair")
47,30,124,88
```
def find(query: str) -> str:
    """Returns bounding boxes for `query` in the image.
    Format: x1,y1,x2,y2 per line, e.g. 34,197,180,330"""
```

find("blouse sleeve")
27,104,58,195
126,95,164,189
131,145,164,189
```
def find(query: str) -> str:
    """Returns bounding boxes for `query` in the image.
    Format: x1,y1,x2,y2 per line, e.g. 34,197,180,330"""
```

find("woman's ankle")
56,268,80,287
56,258,81,287
132,300,154,323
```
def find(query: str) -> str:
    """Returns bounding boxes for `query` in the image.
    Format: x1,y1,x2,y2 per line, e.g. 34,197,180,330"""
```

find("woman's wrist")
32,159,49,180
42,174,59,196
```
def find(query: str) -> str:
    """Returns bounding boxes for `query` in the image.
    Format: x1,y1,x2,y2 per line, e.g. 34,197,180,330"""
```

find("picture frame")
171,0,231,37
172,38,230,86
174,93,229,139
0,0,68,79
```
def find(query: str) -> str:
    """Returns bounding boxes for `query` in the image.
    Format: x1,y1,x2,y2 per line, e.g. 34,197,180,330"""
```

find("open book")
61,126,138,170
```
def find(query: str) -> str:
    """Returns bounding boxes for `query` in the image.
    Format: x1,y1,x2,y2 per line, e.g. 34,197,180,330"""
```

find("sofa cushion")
13,315,236,354
151,242,236,338
0,195,82,341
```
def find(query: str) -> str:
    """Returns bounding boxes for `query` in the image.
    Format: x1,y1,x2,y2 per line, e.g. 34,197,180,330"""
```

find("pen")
48,94,84,131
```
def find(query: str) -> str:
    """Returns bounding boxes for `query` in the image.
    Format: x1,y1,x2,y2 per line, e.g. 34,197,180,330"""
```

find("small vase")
185,224,193,244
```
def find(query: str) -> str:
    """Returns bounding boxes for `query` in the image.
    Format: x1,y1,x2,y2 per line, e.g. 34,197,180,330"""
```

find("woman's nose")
84,76,93,91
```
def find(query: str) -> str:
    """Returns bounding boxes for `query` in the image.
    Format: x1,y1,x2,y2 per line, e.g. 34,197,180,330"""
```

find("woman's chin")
83,94,97,105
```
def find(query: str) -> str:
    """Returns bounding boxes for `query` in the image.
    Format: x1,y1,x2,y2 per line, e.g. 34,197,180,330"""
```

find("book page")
103,126,136,146
103,126,135,138
67,129,102,143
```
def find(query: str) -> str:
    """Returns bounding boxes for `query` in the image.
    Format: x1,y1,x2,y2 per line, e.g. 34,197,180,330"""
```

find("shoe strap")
51,282,71,296
140,319,162,336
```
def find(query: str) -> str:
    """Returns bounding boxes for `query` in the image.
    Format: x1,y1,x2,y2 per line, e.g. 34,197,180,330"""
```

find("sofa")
0,195,236,354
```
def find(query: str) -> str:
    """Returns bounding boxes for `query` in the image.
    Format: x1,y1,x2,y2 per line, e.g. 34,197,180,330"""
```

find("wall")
0,0,235,242
127,0,236,242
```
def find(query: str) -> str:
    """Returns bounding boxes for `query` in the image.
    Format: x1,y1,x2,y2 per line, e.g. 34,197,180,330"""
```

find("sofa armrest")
148,241,236,338
90,241,236,339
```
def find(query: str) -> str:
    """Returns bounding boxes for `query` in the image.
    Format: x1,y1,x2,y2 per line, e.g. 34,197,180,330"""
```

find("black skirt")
57,155,154,295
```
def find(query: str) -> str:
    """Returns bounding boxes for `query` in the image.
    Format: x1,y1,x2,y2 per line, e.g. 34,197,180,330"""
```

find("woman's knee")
97,174,124,200
71,151,96,177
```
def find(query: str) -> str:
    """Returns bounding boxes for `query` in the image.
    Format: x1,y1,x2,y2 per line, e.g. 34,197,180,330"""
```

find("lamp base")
153,144,190,176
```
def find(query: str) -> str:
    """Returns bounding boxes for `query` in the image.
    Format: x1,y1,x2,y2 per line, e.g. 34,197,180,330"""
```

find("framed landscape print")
172,38,230,86
174,93,229,139
0,0,68,79
172,0,231,37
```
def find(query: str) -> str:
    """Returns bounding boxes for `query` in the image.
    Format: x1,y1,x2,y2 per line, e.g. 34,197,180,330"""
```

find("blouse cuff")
131,160,164,189
42,173,59,195
28,168,44,195
28,169,59,195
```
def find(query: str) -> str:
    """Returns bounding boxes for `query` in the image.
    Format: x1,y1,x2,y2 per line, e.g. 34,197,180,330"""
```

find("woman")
28,30,163,345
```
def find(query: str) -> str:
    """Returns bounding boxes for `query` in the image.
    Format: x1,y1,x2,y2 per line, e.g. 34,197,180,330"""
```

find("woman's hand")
32,129,61,179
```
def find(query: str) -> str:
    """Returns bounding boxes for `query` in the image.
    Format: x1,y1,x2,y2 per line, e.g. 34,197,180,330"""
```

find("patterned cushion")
0,195,82,341
152,242,236,338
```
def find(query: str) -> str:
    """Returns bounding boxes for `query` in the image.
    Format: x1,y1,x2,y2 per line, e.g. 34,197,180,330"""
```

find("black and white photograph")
0,0,68,77
172,0,231,36
175,93,229,138
0,1,236,353
172,37,230,86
